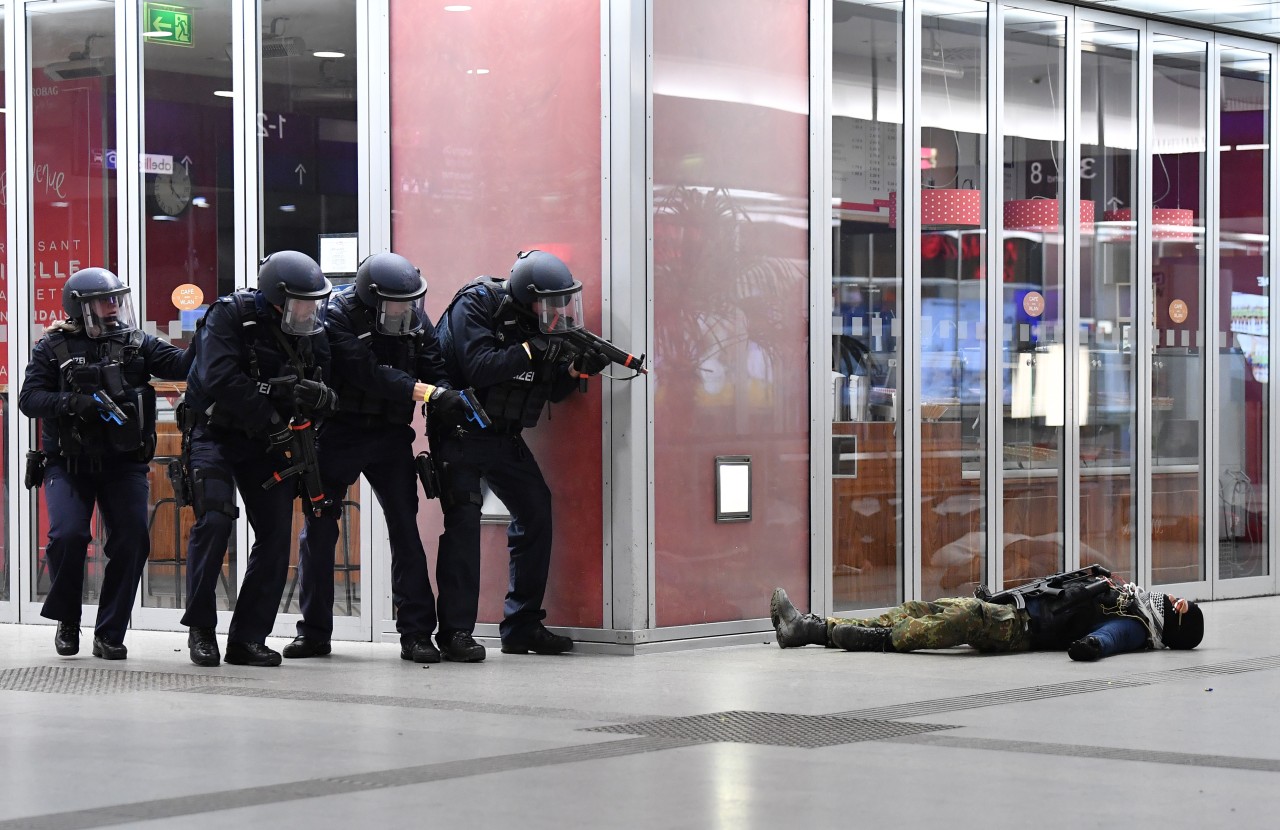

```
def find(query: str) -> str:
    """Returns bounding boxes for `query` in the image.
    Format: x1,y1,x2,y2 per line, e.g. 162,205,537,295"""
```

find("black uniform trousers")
296,420,437,640
434,430,553,642
40,458,150,643
180,423,298,644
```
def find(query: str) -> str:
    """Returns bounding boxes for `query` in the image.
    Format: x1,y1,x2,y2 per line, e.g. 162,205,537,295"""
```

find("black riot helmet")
355,253,429,336
257,250,332,335
62,267,138,339
507,249,584,335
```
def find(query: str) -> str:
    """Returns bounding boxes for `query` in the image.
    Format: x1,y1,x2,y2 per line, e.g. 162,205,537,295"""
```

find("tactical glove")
427,387,467,420
294,378,339,415
68,393,101,418
266,421,293,451
572,348,610,377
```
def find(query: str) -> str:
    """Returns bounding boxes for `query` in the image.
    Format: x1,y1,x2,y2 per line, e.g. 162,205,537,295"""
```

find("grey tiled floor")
2,594,1278,829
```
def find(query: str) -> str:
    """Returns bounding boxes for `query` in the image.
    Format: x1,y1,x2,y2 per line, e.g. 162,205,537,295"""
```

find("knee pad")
191,467,240,520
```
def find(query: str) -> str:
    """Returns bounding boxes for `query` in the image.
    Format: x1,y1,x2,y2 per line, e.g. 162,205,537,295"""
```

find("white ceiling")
1082,1,1280,39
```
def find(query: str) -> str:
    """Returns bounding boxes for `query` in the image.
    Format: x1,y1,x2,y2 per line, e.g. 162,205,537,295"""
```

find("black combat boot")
770,588,830,648
829,624,895,652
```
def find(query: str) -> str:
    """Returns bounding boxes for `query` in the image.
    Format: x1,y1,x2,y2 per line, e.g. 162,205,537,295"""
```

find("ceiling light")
279,204,297,213
152,215,179,222
213,90,235,98
313,50,345,59
143,31,173,39
444,5,473,11
51,201,69,208
192,196,210,208
466,68,490,75
921,58,964,79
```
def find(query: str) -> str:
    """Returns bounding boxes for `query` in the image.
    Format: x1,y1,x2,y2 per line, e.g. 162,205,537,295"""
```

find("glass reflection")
1,6,7,603
139,0,237,611
831,0,903,611
652,0,809,625
1150,36,1206,585
1079,22,1138,583
1001,10,1065,588
389,0,605,629
27,0,118,605
1217,47,1270,580
256,0,361,618
920,0,988,598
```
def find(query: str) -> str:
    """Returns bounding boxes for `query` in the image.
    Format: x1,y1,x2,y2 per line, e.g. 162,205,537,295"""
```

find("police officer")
181,251,337,667
434,250,610,659
19,268,193,659
285,252,481,663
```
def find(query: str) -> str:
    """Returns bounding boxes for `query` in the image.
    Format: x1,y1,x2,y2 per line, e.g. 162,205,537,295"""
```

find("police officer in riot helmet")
19,267,194,659
433,250,610,660
180,250,338,668
286,252,484,663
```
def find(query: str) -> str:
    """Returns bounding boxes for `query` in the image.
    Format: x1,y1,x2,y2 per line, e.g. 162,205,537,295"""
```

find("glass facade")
1,2,1277,644
919,0,990,598
27,0,117,608
1079,20,1139,583
388,0,604,630
139,0,236,612
831,0,904,611
651,0,810,626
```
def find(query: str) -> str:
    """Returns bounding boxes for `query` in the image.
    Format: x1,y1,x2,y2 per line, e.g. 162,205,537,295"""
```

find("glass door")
1079,19,1139,582
1000,7,1067,587
1148,32,1208,589
830,0,904,611
1214,42,1273,596
919,0,990,599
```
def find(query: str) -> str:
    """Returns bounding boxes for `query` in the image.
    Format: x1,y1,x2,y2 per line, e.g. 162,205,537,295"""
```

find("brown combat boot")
770,588,830,648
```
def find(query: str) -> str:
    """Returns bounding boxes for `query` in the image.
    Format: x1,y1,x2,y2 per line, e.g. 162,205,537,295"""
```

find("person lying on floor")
770,565,1203,661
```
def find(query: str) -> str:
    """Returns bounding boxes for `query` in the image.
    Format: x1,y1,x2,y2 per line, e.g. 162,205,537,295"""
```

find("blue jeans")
1086,616,1149,658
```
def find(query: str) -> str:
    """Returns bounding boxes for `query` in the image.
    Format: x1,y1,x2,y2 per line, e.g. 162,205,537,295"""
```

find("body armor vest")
201,290,316,431
51,329,157,462
439,276,552,432
330,292,418,425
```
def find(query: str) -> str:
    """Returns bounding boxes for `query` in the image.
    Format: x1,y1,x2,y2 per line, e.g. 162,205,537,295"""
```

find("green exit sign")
144,4,193,47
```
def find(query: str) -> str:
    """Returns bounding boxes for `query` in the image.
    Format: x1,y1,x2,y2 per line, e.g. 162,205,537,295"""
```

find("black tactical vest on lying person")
50,329,158,462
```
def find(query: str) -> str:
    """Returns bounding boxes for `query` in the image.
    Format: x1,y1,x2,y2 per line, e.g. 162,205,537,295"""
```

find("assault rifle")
559,327,647,375
261,416,332,517
975,563,1113,611
510,304,647,376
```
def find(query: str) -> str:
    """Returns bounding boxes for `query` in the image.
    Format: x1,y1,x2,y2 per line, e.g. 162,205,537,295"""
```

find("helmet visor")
377,294,428,336
531,288,585,334
81,289,137,339
280,292,330,336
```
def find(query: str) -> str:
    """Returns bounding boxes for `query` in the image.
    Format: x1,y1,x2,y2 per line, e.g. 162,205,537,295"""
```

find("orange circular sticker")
1169,299,1189,324
1022,291,1045,318
172,283,204,311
